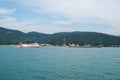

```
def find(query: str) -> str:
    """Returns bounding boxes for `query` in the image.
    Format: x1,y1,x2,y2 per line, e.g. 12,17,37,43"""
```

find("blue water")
0,46,120,80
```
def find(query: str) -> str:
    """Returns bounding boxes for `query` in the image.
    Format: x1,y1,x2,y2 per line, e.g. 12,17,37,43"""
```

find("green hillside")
0,27,120,46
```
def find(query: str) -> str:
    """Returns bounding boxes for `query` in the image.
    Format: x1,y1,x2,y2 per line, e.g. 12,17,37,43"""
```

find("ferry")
18,43,40,48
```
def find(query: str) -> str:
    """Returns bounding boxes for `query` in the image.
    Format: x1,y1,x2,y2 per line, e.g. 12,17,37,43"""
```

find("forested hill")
0,27,120,46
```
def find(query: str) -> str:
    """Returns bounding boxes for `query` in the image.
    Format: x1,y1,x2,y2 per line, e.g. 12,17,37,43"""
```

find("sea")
0,46,120,80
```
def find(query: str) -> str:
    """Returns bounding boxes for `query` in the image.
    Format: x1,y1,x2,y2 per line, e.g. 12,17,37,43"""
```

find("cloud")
0,8,16,14
103,25,120,35
52,20,71,25
1,0,120,35
12,0,120,19
0,16,73,33
12,0,120,26
0,16,16,22
0,15,120,35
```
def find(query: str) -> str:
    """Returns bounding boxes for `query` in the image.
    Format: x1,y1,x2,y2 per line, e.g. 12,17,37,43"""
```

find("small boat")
18,43,40,48
69,44,80,48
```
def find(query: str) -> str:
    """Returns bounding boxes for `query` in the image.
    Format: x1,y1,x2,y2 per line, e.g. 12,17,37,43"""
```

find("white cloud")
52,20,71,25
12,0,120,19
1,0,120,35
0,16,72,33
0,22,73,34
0,16,16,22
99,27,120,36
12,0,120,26
0,8,16,14
103,26,120,35
0,16,120,35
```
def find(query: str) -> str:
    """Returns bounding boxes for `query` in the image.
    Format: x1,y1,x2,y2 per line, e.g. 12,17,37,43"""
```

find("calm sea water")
0,46,120,80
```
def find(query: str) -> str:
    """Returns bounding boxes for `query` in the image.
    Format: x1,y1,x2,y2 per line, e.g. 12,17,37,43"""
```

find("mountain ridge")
0,27,120,46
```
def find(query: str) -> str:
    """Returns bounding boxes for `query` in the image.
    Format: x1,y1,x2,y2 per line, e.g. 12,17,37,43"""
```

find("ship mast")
63,37,66,46
63,37,65,44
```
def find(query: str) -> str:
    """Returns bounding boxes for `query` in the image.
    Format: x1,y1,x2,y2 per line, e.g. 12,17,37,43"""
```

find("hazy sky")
0,0,120,35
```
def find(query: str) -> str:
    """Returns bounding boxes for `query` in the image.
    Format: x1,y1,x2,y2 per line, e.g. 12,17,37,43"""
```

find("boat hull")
18,43,40,48
18,46,40,48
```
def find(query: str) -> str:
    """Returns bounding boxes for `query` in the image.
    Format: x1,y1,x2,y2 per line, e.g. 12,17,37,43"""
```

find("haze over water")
0,46,120,80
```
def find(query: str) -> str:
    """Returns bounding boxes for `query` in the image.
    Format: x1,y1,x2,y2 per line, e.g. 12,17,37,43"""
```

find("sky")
0,0,120,35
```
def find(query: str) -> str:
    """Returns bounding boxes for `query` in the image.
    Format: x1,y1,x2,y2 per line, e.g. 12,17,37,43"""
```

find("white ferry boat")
18,43,40,48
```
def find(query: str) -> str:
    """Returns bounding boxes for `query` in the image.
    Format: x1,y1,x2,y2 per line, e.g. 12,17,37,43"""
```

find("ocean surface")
0,46,120,80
